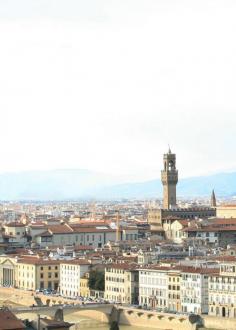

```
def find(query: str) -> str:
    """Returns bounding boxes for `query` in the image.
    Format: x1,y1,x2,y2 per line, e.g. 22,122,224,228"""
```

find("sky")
0,0,236,181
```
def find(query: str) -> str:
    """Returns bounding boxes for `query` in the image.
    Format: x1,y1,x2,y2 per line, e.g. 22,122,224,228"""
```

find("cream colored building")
80,272,90,298
105,263,139,304
4,222,28,245
162,219,188,243
167,269,181,312
217,205,236,218
209,261,236,318
0,254,60,291
16,256,60,291
60,259,90,298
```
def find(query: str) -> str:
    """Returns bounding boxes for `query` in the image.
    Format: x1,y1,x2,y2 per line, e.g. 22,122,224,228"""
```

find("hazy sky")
0,0,236,180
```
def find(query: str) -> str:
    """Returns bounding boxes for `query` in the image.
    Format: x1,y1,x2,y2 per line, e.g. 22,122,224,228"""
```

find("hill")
0,169,235,200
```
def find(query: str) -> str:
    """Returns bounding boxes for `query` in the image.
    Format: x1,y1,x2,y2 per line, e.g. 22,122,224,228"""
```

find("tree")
88,270,105,291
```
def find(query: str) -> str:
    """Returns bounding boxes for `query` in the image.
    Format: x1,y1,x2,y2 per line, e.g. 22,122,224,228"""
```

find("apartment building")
60,259,91,298
80,272,90,298
105,263,139,304
167,269,181,312
209,260,236,318
139,266,169,310
16,256,60,291
181,267,217,314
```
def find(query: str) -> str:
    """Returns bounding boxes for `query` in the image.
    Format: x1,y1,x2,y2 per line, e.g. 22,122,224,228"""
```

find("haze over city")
1,2,236,330
0,0,235,181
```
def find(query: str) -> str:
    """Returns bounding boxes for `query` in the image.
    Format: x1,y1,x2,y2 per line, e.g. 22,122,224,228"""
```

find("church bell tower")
161,148,178,209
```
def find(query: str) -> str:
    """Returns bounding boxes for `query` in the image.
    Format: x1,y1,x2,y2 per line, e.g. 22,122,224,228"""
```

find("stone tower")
211,189,217,207
161,148,178,209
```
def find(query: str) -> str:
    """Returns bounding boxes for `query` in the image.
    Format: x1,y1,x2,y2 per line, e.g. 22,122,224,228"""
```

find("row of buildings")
105,259,236,318
0,220,139,250
2,251,236,319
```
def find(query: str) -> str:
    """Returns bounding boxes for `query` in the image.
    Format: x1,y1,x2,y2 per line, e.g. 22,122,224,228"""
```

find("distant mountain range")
0,169,235,200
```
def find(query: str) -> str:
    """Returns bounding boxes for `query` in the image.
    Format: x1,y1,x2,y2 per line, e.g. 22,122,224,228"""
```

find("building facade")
60,260,90,298
105,263,139,304
181,268,216,314
139,266,169,310
209,261,236,318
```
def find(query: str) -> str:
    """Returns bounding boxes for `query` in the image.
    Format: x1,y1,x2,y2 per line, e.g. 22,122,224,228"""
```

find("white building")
60,259,91,298
139,266,169,310
209,260,236,318
181,267,217,314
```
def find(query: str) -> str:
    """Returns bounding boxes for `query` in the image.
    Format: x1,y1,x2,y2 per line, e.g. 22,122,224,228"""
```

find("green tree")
88,270,105,291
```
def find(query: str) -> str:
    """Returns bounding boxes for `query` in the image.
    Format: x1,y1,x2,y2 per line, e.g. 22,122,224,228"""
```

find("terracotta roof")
179,266,219,275
183,225,236,232
106,262,139,271
60,259,91,266
29,224,47,229
177,220,189,226
37,230,53,237
4,222,25,227
211,255,236,262
0,308,25,330
209,218,236,225
17,256,60,265
139,265,173,271
74,245,94,251
48,224,73,234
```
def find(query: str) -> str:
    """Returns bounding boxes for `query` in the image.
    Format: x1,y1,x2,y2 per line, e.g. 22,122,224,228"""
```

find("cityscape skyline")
1,2,236,330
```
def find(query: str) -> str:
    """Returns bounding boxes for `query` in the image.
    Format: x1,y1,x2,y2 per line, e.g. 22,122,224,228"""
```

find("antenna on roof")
168,144,171,154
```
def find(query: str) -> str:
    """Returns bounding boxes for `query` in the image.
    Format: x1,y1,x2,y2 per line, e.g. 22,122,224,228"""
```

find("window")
48,273,51,278
40,273,44,279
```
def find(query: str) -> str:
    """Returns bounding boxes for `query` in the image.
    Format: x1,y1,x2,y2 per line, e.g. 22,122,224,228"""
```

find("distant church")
148,149,216,229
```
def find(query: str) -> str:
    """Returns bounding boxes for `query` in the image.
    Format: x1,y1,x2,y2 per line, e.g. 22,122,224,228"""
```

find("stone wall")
118,308,200,330
202,315,236,330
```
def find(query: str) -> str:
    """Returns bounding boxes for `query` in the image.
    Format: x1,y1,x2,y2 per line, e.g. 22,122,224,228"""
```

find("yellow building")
80,272,90,298
105,263,139,304
167,270,181,312
217,205,236,218
16,255,60,291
